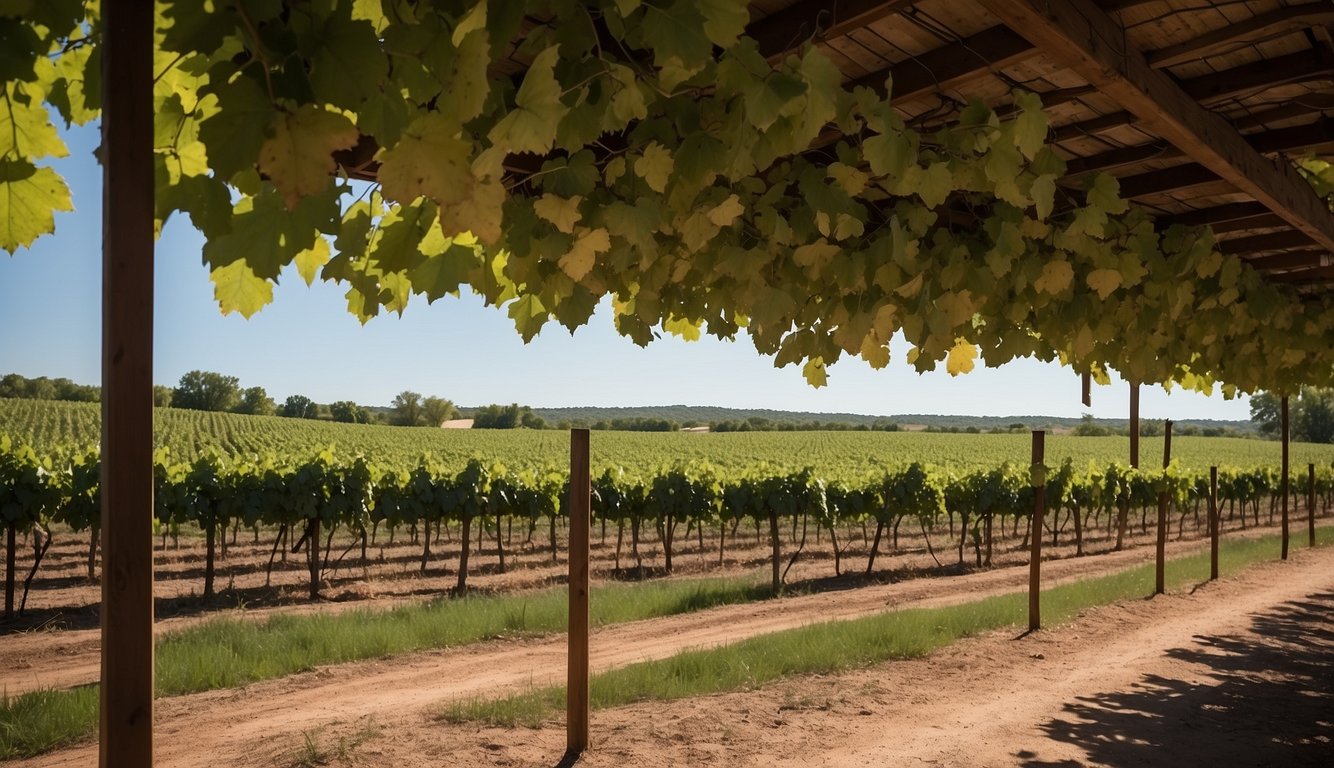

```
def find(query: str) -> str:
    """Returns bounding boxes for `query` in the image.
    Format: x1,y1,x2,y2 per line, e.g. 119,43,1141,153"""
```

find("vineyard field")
2,398,1331,479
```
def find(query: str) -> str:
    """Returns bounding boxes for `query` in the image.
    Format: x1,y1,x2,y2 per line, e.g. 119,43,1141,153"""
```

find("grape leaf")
257,106,358,210
534,194,583,233
635,142,674,193
559,227,610,281
0,159,72,253
487,45,567,155
211,260,273,318
378,113,472,206
1086,268,1122,299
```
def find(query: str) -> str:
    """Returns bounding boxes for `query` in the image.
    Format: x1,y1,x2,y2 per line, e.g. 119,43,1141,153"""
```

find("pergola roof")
435,0,1334,293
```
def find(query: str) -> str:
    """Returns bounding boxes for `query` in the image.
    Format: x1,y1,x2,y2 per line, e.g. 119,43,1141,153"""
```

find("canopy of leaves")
4,1,1334,395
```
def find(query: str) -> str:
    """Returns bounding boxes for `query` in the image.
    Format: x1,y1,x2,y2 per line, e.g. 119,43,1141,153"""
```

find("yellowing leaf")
861,335,890,369
635,142,674,193
0,160,72,253
793,240,840,271
295,237,331,286
378,113,472,206
664,315,702,341
534,194,583,233
1012,91,1048,160
438,174,505,245
559,227,610,281
1034,259,1074,294
1031,174,1056,220
1086,268,1121,299
0,86,68,160
802,357,828,388
211,259,272,318
451,1,487,46
945,339,978,376
707,194,745,227
257,106,358,209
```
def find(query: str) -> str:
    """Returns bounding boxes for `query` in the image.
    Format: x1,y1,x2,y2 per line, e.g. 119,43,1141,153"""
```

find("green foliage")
171,370,241,413
4,3,1332,394
1251,388,1334,443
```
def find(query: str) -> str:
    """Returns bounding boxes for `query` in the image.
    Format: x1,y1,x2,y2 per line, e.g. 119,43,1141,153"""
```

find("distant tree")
422,396,460,427
172,371,240,412
0,373,23,398
472,403,545,429
329,400,370,424
1294,388,1334,443
281,394,319,419
392,391,424,426
1249,391,1280,436
153,385,174,407
234,386,275,416
1072,414,1111,437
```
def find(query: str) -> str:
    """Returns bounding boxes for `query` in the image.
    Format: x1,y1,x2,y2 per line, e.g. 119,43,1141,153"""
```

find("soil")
12,534,1332,767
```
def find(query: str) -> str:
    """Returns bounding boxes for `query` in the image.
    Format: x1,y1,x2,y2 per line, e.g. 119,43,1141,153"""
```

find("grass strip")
441,526,1333,726
0,574,769,759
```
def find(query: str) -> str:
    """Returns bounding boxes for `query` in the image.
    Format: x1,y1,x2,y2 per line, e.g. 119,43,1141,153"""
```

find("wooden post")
1209,466,1219,580
1280,396,1290,560
1028,430,1045,632
100,1,156,765
4,523,14,618
1129,383,1140,469
566,429,591,757
1155,420,1172,595
1080,372,1091,407
1309,463,1317,548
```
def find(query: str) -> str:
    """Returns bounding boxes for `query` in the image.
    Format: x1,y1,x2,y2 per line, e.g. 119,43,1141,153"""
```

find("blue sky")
0,122,1253,420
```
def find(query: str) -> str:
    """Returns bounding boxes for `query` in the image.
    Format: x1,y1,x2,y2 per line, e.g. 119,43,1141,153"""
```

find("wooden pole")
1155,420,1172,595
1129,383,1140,469
100,1,156,765
4,523,14,618
566,429,591,757
1309,463,1317,548
1028,430,1046,631
1081,372,1091,407
1209,466,1219,580
1280,396,1290,560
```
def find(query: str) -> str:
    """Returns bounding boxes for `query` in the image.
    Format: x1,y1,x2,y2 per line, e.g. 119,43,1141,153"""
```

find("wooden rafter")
978,0,1334,252
851,25,1033,100
749,0,913,59
1248,250,1333,271
1147,4,1334,68
1219,230,1315,256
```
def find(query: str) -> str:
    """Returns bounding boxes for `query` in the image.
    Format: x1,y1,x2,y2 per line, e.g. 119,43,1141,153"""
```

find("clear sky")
0,122,1254,421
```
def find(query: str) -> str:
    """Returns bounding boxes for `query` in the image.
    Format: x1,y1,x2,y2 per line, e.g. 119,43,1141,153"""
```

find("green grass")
0,573,768,759
0,686,98,759
440,526,1334,726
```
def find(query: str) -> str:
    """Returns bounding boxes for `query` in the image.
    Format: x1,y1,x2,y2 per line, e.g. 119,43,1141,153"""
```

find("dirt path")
19,539,1331,766
1,522,1262,697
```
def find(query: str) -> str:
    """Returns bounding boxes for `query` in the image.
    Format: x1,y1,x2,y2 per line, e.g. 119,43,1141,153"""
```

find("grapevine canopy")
5,0,1334,394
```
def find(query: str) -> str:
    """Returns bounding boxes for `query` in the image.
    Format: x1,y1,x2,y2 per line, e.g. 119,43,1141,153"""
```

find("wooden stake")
1309,463,1317,548
1080,372,1091,407
100,1,155,764
1129,383,1140,469
1155,420,1172,595
1028,431,1045,631
566,429,591,757
1280,396,1290,560
1209,466,1219,581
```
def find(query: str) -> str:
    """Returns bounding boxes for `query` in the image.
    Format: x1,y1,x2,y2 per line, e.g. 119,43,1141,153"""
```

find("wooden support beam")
1129,383,1140,469
1281,396,1290,560
749,0,913,59
1148,4,1334,68
1028,430,1045,632
1208,213,1289,235
1155,420,1172,595
1209,466,1219,580
1247,249,1332,272
852,25,1035,101
1219,230,1315,256
1116,164,1220,199
979,0,1334,250
566,429,591,757
1081,372,1091,407
1271,265,1334,283
1167,201,1271,228
100,1,155,766
1310,463,1318,548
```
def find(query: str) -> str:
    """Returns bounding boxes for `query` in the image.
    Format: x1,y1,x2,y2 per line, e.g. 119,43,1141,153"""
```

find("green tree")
392,391,424,426
172,371,240,412
1295,388,1334,443
152,385,174,407
281,395,319,419
421,396,459,427
234,386,275,416
329,400,369,424
1250,391,1281,436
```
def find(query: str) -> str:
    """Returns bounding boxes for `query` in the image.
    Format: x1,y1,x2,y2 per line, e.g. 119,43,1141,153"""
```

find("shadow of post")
1020,591,1334,767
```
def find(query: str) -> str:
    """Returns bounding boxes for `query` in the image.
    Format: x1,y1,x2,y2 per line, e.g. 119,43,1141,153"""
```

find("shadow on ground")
1021,590,1334,767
